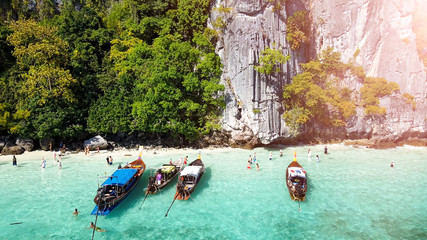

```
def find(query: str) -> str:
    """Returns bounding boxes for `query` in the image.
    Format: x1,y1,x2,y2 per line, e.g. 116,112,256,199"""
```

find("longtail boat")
91,158,146,215
286,158,307,201
174,157,204,200
146,158,184,194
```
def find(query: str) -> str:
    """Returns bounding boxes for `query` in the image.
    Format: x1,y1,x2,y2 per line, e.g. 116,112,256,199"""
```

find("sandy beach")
0,146,230,163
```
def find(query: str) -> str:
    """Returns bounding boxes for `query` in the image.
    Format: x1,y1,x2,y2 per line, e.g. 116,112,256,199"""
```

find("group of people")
106,156,113,165
247,153,260,170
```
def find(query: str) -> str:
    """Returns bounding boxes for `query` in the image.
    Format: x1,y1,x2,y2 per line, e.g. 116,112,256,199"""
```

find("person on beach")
73,208,80,216
89,222,106,232
280,149,283,157
13,155,17,166
269,152,272,161
156,171,162,185
184,156,188,165
390,161,394,167
316,155,319,162
324,146,328,154
247,160,251,169
118,164,122,169
96,146,100,154
308,149,312,158
109,156,113,165
256,162,260,171
49,142,52,151
106,157,110,165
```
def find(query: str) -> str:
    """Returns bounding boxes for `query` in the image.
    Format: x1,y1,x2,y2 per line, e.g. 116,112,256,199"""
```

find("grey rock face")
215,0,426,144
84,135,108,150
1,142,25,155
39,138,54,151
213,0,303,144
16,138,34,152
310,0,426,140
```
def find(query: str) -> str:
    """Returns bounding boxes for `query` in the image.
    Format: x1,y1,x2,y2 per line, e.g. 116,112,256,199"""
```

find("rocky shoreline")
1,131,426,156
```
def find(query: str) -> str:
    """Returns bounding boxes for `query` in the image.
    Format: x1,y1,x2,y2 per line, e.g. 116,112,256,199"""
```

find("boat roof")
161,165,175,173
102,169,138,186
180,166,202,177
288,167,306,178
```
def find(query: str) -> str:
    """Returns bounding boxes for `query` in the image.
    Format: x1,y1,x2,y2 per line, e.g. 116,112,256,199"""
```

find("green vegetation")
283,48,356,136
254,43,290,74
283,47,402,136
402,93,416,110
0,0,224,143
286,10,310,50
360,77,400,116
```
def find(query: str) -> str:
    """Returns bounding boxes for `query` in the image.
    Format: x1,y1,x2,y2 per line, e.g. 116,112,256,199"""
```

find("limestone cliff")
212,0,426,145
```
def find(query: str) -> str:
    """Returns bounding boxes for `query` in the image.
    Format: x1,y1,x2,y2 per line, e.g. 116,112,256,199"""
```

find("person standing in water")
269,152,273,160
41,158,46,168
253,153,257,164
256,162,260,171
308,149,312,158
58,161,62,169
184,156,188,165
316,155,319,162
12,155,17,166
247,160,251,169
73,208,80,216
109,156,113,165
280,149,283,157
390,161,394,167
324,146,328,154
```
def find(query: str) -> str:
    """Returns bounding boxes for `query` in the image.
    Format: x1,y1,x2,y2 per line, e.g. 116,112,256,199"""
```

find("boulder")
84,135,108,150
40,138,54,151
1,142,25,155
0,139,5,152
16,138,34,152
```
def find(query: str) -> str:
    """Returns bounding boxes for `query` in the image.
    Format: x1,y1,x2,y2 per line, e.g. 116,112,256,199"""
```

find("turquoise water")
0,145,426,239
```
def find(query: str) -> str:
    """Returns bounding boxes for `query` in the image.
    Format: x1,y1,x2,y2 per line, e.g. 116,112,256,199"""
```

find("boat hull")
92,159,146,215
175,159,204,200
286,161,307,201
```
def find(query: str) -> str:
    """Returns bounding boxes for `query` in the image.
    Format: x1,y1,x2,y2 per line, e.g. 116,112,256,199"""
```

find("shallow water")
0,145,426,239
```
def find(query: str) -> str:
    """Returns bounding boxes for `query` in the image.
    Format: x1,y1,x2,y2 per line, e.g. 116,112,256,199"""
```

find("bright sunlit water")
0,145,426,239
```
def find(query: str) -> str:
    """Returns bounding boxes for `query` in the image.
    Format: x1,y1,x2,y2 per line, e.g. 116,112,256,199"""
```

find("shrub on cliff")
286,10,310,50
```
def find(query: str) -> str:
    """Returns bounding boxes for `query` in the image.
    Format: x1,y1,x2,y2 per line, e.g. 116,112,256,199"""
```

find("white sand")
0,146,230,163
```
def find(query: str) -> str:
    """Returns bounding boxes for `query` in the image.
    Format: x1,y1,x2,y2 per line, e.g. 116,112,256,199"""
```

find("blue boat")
91,158,146,215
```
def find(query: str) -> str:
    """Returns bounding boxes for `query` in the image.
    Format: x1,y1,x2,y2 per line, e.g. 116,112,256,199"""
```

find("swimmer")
390,161,394,167
89,222,106,232
73,208,80,216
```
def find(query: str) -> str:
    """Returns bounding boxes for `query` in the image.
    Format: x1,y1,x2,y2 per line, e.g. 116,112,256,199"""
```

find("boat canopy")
180,166,202,177
161,165,175,173
288,167,306,178
102,169,138,186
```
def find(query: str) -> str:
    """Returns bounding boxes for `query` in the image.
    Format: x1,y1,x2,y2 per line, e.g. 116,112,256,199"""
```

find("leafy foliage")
254,43,290,74
360,77,400,116
283,48,356,136
286,10,310,50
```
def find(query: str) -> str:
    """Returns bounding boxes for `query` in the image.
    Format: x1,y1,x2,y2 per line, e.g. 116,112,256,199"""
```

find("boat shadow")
187,167,212,200
105,174,148,218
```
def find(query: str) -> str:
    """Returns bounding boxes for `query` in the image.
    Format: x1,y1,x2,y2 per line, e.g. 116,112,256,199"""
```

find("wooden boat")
146,159,184,194
174,157,205,200
91,158,146,215
286,159,307,201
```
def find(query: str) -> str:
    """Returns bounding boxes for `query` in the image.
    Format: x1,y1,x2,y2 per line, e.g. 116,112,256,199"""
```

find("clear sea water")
0,145,426,240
